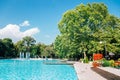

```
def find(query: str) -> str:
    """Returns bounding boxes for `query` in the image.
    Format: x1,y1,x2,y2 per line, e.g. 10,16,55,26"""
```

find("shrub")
102,58,106,62
92,61,100,67
118,58,120,61
101,58,106,64
84,56,89,63
79,58,84,63
109,60,115,67
102,60,110,67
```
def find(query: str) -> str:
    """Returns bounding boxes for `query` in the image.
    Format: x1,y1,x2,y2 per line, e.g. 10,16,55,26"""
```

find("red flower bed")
93,53,103,61
92,53,103,67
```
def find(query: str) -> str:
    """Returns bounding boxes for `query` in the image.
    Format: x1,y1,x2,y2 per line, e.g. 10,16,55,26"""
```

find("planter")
92,62,99,68
115,61,120,66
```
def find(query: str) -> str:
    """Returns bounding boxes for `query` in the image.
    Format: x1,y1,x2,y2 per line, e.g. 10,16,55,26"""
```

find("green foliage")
109,60,115,67
22,36,36,52
102,58,106,61
102,59,115,67
15,36,36,57
54,2,120,59
15,40,24,53
0,36,56,58
0,38,16,58
118,58,120,61
0,39,5,57
102,60,110,67
39,43,56,58
84,56,89,63
30,44,41,58
79,58,84,62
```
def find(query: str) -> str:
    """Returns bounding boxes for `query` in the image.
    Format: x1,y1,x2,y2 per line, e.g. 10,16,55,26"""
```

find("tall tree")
30,44,41,58
54,3,120,59
0,39,5,57
2,38,16,58
22,36,36,52
15,40,25,57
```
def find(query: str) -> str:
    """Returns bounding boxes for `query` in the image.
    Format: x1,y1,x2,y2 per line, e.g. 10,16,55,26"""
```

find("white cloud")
19,20,30,26
23,28,39,36
45,35,50,38
0,24,40,42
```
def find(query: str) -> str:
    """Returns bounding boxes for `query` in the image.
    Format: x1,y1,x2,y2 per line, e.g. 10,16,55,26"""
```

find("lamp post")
100,41,107,58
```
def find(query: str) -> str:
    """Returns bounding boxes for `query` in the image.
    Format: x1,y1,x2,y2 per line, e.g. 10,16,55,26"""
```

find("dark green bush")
102,60,110,67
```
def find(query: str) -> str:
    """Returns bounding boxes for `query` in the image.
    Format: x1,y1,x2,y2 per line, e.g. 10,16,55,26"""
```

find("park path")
91,67,120,80
74,62,106,80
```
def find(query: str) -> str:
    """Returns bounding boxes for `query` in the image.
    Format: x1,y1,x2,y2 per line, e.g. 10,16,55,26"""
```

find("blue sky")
0,0,120,45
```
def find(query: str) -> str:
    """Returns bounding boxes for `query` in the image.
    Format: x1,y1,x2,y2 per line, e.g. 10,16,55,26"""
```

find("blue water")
0,59,78,80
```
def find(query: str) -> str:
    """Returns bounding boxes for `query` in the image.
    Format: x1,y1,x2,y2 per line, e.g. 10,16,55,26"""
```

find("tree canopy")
54,3,120,59
0,36,55,58
0,38,16,58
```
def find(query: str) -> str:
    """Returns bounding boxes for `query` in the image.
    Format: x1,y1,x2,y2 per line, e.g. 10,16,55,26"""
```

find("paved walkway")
91,67,120,80
98,67,120,77
74,62,106,80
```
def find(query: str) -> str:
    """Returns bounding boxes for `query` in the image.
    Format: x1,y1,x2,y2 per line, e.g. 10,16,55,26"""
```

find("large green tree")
15,36,36,58
0,39,5,57
30,44,41,58
54,3,120,59
0,38,16,58
22,36,36,52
